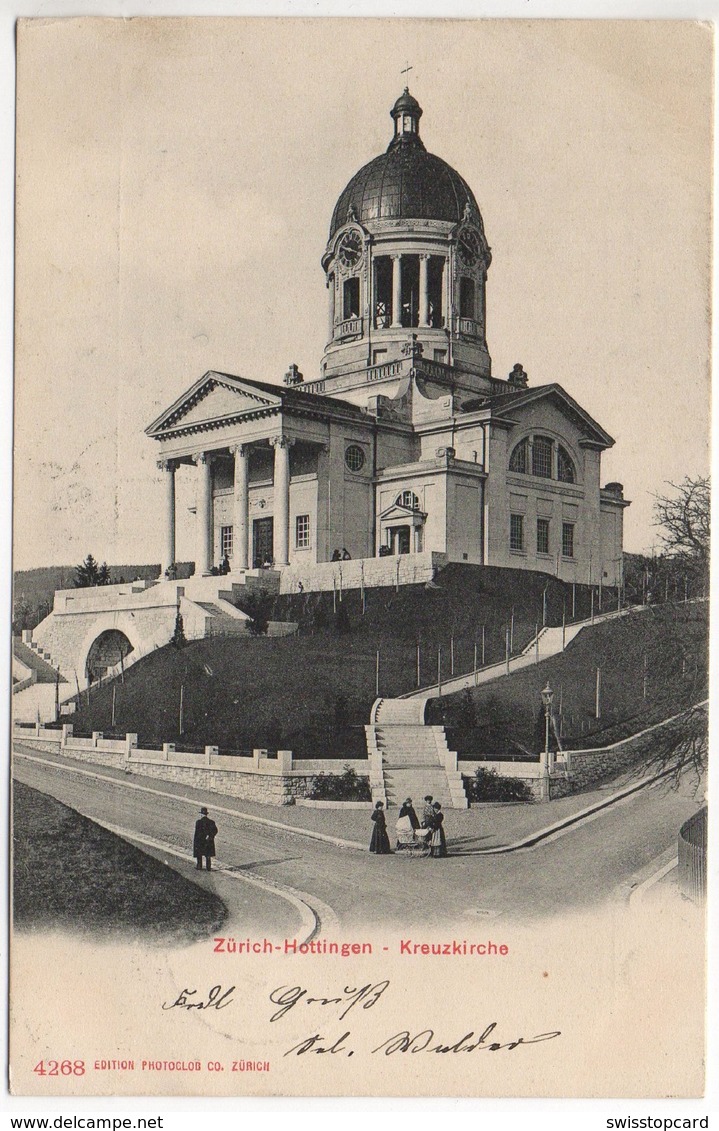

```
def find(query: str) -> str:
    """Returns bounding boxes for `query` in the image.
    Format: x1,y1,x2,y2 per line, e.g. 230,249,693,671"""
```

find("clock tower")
320,89,492,389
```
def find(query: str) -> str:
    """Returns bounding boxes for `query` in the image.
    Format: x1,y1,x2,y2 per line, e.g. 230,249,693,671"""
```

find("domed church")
146,90,628,587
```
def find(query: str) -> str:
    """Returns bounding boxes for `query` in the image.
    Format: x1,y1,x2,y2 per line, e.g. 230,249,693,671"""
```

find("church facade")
146,89,628,587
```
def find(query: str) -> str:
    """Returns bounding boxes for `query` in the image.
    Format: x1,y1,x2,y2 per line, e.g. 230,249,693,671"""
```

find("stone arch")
85,629,134,683
77,614,144,686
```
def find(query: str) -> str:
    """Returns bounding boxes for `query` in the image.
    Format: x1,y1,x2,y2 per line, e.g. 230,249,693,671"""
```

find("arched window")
557,445,576,483
509,434,577,483
509,439,528,474
396,490,420,511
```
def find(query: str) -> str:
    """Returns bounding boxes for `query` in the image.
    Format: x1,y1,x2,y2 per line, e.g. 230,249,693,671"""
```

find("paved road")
13,744,704,931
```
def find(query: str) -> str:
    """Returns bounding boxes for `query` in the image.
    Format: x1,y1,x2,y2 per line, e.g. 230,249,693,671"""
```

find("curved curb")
627,853,679,908
97,822,338,944
458,766,684,856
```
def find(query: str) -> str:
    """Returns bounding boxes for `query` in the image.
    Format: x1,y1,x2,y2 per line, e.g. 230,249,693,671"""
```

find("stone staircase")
365,697,468,810
195,601,251,636
21,634,64,678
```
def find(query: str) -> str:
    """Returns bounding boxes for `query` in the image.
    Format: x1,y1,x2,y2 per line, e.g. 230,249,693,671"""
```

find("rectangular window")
295,514,311,550
562,522,575,559
510,513,525,552
532,436,553,478
343,277,360,320
221,525,233,559
460,276,476,319
537,518,550,555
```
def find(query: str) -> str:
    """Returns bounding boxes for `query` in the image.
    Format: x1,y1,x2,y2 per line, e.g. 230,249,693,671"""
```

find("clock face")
457,227,481,267
337,230,363,269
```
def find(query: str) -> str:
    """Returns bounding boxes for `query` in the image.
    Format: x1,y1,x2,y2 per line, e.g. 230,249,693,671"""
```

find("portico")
147,370,376,576
156,436,302,575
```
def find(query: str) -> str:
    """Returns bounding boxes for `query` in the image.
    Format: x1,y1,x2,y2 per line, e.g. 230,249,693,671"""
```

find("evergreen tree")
74,554,113,587
171,609,187,648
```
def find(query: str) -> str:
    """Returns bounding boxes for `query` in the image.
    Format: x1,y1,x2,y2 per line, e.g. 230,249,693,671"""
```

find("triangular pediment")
379,502,426,522
146,372,282,436
490,384,614,448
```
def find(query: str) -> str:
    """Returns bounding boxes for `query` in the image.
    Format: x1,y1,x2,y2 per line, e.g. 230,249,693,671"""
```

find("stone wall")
565,732,663,791
278,551,447,594
12,728,368,806
127,759,314,805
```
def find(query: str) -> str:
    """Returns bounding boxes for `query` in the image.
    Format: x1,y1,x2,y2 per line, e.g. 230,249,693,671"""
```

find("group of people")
330,547,352,561
191,795,447,878
369,795,447,858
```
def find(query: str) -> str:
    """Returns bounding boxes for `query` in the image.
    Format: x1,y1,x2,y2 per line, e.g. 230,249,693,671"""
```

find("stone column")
444,256,452,331
419,254,430,327
327,274,335,341
157,459,177,576
230,443,250,570
192,451,213,576
391,253,402,328
271,436,292,566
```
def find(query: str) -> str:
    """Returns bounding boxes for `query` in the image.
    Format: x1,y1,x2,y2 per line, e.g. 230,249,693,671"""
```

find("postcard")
10,17,711,1099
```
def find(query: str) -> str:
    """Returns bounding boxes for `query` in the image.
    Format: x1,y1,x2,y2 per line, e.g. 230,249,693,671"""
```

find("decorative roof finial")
508,363,528,389
284,363,304,386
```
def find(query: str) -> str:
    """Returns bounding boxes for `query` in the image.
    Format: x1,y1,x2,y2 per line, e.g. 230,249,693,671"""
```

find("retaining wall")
13,727,369,807
278,552,447,595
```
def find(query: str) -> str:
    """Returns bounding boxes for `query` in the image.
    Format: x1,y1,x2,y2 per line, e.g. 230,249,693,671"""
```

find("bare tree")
653,476,710,567
638,703,708,793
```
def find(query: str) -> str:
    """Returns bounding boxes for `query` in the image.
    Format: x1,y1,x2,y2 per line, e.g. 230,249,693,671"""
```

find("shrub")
464,766,533,803
235,588,273,636
307,764,371,802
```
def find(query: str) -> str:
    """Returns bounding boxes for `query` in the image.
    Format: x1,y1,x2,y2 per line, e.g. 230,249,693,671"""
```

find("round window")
345,445,365,472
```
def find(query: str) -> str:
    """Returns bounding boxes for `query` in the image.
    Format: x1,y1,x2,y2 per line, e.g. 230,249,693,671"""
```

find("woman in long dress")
429,801,447,858
369,801,391,854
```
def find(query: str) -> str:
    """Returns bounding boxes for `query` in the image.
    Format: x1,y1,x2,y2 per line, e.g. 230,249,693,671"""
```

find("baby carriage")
395,814,431,858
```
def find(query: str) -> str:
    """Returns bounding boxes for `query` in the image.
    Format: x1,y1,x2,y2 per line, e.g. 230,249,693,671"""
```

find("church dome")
329,90,483,239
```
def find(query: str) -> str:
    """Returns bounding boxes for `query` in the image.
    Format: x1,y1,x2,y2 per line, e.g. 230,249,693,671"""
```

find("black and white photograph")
8,16,712,1101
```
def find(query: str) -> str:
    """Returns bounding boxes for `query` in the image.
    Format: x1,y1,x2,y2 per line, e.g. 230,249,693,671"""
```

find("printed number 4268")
33,1060,85,1076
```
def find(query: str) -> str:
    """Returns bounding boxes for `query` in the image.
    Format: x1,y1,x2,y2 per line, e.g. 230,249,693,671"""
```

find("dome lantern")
390,87,423,147
322,91,492,386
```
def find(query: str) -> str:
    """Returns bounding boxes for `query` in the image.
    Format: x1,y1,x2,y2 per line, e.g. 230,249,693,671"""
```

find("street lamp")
541,683,554,760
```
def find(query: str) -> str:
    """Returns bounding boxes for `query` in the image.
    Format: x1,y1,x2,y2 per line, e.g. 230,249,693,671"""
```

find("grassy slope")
67,565,599,756
13,781,227,944
436,602,709,757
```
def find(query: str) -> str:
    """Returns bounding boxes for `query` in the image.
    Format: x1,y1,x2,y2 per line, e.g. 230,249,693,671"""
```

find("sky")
12,17,712,570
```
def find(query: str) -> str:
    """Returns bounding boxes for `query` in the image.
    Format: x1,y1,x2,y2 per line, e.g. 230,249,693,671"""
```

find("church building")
146,89,628,587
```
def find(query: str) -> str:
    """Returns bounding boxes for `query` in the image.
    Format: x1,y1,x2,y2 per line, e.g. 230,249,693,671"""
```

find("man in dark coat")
193,806,218,871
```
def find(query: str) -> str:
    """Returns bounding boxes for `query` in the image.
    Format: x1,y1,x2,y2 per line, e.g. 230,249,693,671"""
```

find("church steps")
365,717,467,809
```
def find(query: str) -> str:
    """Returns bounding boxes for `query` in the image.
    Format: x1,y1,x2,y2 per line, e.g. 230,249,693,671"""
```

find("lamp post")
541,683,554,787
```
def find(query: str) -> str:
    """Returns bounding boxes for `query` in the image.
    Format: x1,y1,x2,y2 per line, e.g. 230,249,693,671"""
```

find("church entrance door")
253,517,274,567
389,525,411,555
